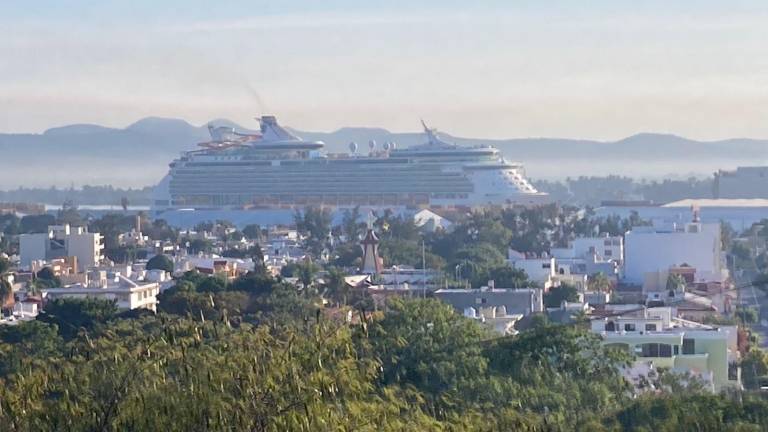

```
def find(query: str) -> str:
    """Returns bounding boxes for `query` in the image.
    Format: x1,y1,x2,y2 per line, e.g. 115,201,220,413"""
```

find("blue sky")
3,1,768,140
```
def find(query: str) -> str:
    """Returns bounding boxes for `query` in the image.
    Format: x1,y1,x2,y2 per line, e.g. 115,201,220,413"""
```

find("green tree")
741,348,768,390
294,260,320,290
588,272,612,293
368,298,490,403
666,273,686,294
340,206,363,241
0,278,13,314
487,265,533,288
186,238,213,254
35,267,61,288
0,256,11,274
38,297,118,339
19,214,55,233
146,254,174,273
451,243,506,287
544,284,580,308
294,207,332,256
242,224,263,241
322,266,349,305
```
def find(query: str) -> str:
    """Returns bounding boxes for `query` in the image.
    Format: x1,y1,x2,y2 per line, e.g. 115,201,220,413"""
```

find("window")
624,323,636,331
640,343,673,358
604,240,612,246
645,323,657,331
604,250,613,257
605,321,616,331
682,338,695,355
674,345,679,355
659,344,672,357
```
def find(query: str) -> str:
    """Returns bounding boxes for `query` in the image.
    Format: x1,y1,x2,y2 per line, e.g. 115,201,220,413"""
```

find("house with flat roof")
590,306,740,392
435,286,543,334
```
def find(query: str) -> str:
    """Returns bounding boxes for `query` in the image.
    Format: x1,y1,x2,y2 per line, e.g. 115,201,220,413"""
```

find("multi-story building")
623,220,726,286
20,224,103,272
591,306,740,392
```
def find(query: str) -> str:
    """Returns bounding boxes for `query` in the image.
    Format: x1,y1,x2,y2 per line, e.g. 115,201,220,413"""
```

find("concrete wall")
19,233,48,269
66,233,102,272
624,223,723,284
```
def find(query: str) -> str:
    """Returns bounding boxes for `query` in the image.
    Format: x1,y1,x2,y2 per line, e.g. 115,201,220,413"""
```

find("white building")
507,250,555,284
20,224,103,272
552,235,624,262
44,274,159,311
624,221,726,286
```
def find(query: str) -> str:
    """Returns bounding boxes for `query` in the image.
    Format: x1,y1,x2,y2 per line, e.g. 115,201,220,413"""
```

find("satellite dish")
349,141,358,153
383,141,391,151
368,139,376,150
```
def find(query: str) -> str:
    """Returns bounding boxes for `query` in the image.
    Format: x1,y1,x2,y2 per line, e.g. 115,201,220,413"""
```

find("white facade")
19,233,48,268
572,236,623,261
44,276,159,311
508,250,555,284
624,222,725,285
19,224,103,272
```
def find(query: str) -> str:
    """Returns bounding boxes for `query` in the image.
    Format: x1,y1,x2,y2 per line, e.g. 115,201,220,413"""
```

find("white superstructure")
152,116,547,214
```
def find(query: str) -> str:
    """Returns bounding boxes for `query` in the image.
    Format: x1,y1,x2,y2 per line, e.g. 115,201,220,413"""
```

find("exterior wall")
19,233,48,268
601,329,737,392
45,282,159,311
435,288,544,316
624,223,723,285
572,237,623,261
509,258,555,284
65,233,103,271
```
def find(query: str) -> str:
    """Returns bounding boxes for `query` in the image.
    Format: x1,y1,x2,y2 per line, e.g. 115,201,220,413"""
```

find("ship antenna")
420,118,429,132
421,119,438,145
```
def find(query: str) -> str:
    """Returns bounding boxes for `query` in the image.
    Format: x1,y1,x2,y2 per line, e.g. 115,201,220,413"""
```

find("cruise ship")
152,116,547,214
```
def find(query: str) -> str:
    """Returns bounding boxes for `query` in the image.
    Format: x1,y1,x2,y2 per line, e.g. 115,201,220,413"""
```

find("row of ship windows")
174,167,452,175
171,193,471,204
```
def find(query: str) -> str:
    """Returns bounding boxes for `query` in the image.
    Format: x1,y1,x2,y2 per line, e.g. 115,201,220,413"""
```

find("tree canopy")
146,254,174,273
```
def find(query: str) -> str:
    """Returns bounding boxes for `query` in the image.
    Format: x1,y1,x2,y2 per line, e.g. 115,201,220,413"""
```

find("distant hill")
1,117,767,188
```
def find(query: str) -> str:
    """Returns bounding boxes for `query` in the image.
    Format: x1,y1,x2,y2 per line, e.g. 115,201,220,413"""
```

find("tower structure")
360,227,382,275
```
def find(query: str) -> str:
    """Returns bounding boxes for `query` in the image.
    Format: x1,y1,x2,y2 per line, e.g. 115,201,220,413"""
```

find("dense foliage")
1,269,768,430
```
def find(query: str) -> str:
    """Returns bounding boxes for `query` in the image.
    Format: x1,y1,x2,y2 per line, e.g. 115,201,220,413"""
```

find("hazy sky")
3,0,768,140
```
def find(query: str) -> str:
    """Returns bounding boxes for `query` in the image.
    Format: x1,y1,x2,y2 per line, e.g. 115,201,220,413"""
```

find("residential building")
507,250,555,285
590,306,740,392
20,224,103,272
44,274,160,311
435,286,544,334
623,220,726,286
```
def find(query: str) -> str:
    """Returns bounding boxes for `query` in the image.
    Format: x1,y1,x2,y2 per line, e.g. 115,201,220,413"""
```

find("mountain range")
1,117,766,188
